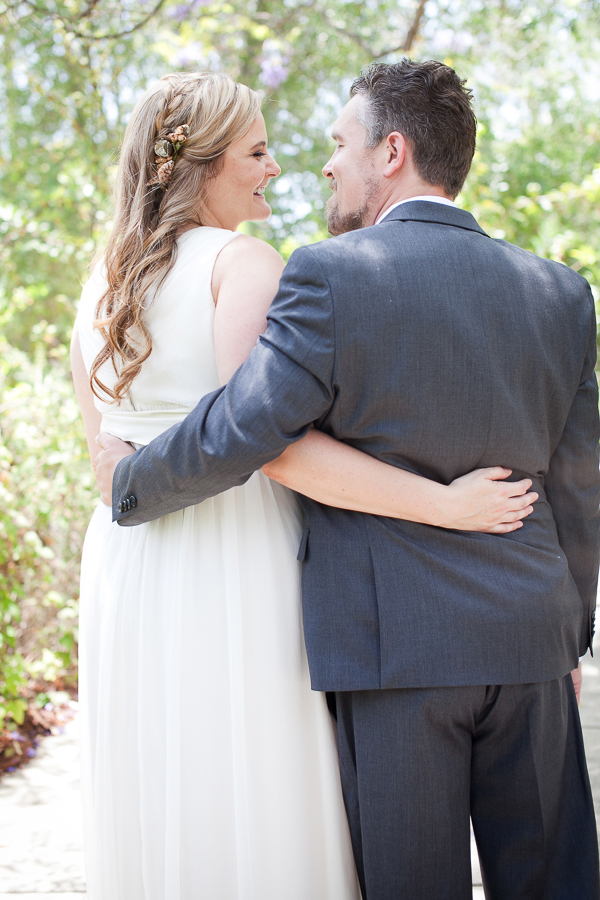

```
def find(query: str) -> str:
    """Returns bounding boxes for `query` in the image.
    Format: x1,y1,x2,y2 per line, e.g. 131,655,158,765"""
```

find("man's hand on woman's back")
94,433,135,506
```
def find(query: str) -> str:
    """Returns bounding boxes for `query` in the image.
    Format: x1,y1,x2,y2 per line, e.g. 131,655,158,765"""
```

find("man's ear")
382,132,406,178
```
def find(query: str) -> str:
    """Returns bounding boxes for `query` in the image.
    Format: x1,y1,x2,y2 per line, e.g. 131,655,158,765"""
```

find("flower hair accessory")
147,124,190,191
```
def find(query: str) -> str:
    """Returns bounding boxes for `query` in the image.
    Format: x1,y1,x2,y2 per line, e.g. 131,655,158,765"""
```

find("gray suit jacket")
113,201,600,691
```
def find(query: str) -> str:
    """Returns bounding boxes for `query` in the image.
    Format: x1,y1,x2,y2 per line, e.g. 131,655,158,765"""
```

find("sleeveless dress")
76,227,359,900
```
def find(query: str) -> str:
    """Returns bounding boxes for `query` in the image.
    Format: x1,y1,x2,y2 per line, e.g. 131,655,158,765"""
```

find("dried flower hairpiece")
147,123,190,191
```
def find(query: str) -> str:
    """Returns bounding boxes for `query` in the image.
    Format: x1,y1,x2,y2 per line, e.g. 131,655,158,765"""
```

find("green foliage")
464,154,600,295
0,309,97,722
0,0,165,352
0,0,598,722
431,0,600,334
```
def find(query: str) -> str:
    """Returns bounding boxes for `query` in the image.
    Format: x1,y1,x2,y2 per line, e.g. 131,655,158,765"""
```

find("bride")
71,72,536,899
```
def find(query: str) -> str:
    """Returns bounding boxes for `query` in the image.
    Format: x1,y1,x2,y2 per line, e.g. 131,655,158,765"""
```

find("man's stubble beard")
325,175,379,236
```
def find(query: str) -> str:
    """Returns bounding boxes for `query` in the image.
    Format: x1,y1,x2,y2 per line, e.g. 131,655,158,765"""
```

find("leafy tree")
439,0,600,299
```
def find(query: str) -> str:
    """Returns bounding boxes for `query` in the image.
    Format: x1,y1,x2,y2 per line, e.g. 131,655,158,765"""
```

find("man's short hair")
350,59,477,198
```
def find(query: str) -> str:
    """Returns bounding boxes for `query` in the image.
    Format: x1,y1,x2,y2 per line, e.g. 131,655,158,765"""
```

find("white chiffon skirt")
78,472,359,900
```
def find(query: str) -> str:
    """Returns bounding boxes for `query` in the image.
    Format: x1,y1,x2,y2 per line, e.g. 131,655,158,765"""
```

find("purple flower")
6,766,16,773
9,731,24,741
170,0,211,21
259,40,290,89
170,4,191,20
260,58,289,89
44,702,54,711
26,747,36,758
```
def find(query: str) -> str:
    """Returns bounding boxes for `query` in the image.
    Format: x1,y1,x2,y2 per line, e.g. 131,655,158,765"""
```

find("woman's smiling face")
202,113,281,231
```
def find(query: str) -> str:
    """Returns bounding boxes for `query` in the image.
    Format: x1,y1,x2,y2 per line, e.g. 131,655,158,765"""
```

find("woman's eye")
253,152,266,158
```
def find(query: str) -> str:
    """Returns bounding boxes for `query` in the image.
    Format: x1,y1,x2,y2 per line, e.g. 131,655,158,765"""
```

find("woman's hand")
571,662,583,705
438,467,538,533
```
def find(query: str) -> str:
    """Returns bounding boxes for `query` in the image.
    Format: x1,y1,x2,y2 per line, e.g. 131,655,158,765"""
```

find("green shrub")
0,323,96,725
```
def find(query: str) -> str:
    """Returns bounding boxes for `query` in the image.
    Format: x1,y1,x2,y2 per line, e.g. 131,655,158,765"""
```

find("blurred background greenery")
0,0,599,732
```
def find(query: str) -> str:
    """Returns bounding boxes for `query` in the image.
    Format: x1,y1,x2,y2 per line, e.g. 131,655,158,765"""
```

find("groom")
96,60,600,898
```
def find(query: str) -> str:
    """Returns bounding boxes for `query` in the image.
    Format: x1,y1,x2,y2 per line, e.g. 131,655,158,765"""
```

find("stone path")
580,650,600,826
0,708,85,896
0,657,597,898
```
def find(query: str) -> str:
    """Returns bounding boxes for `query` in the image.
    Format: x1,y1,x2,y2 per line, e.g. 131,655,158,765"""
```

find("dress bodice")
76,226,240,445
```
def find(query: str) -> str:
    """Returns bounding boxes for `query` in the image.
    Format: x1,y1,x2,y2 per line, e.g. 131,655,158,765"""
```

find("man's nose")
322,157,333,179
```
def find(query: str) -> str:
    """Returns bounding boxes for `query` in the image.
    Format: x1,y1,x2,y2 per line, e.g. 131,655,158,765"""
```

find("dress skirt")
78,471,359,900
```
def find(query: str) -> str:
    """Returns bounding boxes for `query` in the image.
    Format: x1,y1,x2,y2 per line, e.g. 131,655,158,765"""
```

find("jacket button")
129,495,137,508
117,501,123,513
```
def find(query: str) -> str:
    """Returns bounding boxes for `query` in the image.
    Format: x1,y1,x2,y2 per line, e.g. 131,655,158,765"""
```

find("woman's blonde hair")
90,72,262,402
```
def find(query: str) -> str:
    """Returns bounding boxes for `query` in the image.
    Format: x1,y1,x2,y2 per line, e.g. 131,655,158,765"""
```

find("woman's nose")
267,154,281,178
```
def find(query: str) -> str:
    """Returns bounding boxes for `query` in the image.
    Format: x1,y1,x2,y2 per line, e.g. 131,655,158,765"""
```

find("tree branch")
311,0,428,62
81,0,102,20
12,0,169,41
376,0,428,58
253,1,314,32
69,0,169,40
310,4,377,57
401,0,427,52
328,22,376,57
7,0,60,21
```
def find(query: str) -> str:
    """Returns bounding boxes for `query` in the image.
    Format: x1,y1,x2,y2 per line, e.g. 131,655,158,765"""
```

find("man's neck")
372,185,452,227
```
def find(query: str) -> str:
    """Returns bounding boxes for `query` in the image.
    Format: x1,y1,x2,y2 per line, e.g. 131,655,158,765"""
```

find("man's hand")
571,661,583,705
94,433,136,506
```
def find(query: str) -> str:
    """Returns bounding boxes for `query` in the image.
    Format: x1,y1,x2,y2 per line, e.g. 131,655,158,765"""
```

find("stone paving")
0,709,85,896
0,655,598,898
581,648,600,829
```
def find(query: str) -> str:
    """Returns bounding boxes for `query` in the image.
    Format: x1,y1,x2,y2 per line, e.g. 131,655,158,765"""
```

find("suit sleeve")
112,246,336,526
545,286,600,656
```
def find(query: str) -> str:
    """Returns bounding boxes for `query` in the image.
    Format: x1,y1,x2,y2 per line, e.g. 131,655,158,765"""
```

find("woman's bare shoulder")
212,234,284,298
215,234,283,274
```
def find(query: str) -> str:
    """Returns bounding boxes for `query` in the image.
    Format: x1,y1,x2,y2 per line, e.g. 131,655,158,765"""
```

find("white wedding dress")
76,227,359,900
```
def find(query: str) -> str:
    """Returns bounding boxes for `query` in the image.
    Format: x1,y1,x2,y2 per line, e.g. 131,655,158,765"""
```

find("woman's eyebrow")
249,141,267,150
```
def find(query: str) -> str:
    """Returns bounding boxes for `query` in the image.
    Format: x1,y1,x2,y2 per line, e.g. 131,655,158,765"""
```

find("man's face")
322,95,381,236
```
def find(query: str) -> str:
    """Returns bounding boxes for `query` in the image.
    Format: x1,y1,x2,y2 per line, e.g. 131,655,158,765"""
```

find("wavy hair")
350,59,476,198
90,73,262,402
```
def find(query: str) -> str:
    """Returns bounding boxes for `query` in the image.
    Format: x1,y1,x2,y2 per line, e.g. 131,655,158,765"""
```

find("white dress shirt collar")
375,195,456,225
